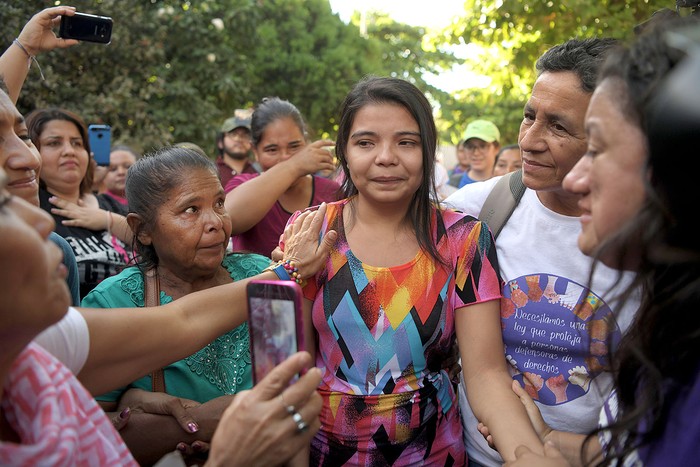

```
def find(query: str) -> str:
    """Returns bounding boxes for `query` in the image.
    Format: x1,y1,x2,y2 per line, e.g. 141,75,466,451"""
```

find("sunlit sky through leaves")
328,0,488,93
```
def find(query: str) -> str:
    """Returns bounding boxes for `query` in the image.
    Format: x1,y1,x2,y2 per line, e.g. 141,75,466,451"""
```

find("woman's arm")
224,139,335,234
76,204,337,395
456,299,544,462
0,6,78,103
511,381,602,466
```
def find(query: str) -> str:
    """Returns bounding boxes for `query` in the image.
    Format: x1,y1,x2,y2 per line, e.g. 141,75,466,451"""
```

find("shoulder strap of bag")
144,267,166,393
478,169,526,239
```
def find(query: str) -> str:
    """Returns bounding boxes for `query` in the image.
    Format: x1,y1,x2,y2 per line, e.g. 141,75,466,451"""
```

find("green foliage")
439,0,678,144
0,0,683,154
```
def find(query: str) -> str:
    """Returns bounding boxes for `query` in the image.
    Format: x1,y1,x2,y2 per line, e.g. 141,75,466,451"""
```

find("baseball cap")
463,120,500,144
220,108,253,133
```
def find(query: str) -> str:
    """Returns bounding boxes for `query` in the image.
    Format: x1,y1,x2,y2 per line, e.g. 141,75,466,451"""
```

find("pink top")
0,343,137,466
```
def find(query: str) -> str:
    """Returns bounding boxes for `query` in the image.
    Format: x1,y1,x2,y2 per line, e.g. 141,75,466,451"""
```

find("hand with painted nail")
105,389,234,466
115,388,203,434
110,407,131,431
206,351,322,467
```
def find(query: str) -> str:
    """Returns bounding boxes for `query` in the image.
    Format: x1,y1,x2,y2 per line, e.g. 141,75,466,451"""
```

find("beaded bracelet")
263,260,307,286
282,260,305,285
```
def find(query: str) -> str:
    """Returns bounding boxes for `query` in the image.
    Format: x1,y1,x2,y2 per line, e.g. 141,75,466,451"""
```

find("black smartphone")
247,280,305,385
88,124,112,166
59,12,113,44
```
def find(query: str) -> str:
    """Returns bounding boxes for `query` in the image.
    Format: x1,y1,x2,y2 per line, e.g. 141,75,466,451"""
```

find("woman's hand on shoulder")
282,202,337,280
503,442,570,467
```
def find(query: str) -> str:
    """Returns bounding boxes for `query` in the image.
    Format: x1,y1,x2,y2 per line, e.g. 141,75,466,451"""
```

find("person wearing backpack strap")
444,38,640,467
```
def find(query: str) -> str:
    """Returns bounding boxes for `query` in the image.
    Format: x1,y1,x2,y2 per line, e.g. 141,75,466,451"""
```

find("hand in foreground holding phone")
17,6,79,57
205,351,322,467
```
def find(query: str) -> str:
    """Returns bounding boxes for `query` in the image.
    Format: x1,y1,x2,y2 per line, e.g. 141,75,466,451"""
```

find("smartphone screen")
88,124,112,166
247,280,304,384
59,12,113,44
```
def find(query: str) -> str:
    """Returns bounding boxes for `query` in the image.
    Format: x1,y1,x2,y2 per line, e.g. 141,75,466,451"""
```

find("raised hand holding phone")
88,124,112,166
58,11,113,44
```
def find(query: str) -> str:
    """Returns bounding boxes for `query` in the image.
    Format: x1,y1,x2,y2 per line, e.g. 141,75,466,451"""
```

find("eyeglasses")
465,141,491,152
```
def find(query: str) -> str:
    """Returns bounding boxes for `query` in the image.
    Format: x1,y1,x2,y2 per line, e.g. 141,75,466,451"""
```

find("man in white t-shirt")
445,38,639,467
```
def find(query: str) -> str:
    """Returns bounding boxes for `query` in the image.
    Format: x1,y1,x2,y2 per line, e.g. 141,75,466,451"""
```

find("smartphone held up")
59,12,113,44
88,124,112,166
247,280,305,385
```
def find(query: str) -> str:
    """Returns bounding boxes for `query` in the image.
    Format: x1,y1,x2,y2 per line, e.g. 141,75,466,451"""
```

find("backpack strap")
478,169,526,239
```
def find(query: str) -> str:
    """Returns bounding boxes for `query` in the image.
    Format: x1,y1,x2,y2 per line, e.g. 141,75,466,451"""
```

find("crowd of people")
0,5,698,467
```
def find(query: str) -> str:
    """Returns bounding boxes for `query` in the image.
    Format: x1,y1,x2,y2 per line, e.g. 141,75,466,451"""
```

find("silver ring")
292,411,309,433
297,420,309,432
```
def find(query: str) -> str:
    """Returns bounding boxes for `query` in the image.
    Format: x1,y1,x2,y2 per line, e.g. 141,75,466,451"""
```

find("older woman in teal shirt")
83,146,269,465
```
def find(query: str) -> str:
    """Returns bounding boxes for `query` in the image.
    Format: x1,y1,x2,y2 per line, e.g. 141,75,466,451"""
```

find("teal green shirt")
83,253,271,403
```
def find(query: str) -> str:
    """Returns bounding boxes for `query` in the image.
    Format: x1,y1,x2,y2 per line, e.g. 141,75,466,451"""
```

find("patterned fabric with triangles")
297,198,502,466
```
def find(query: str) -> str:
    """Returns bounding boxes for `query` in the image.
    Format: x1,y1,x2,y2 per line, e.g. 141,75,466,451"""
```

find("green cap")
220,108,252,133
463,120,500,143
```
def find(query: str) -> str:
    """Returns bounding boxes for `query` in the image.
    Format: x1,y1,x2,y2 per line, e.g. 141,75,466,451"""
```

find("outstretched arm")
0,6,78,103
76,204,337,395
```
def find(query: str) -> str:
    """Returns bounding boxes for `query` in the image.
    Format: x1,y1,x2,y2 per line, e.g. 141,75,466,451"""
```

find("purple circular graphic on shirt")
500,273,621,406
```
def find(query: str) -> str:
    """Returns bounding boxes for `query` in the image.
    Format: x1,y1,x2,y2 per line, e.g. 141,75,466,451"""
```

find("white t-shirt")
34,307,90,375
444,178,638,466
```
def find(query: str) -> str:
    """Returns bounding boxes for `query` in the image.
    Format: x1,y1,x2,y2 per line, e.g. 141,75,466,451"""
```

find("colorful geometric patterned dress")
299,198,502,466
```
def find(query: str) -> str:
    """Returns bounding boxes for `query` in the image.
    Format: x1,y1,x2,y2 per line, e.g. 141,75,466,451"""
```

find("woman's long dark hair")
584,16,700,465
334,75,446,268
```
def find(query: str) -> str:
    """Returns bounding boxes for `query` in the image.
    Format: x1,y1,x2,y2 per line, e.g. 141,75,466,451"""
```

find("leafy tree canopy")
1,0,682,154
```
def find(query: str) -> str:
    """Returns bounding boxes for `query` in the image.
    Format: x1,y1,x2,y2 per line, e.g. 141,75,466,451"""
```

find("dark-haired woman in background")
224,96,340,258
27,108,131,298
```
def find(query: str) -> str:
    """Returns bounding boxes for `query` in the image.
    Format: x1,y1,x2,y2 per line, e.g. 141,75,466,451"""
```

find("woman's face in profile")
0,168,70,332
564,78,648,266
0,90,42,205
